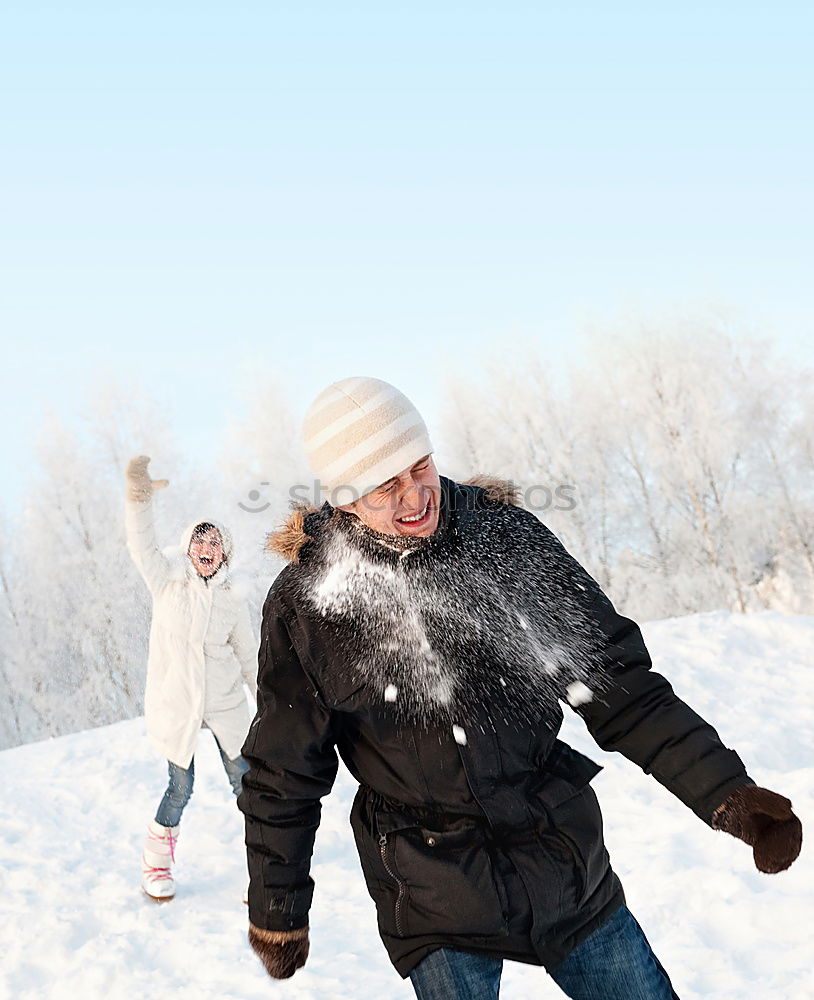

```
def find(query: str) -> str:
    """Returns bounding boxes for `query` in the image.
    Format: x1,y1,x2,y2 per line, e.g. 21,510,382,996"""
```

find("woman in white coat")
125,455,258,902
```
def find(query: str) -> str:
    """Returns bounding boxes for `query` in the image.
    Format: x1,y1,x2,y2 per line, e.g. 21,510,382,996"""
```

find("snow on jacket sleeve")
229,597,259,702
124,495,172,592
239,579,339,933
539,525,754,825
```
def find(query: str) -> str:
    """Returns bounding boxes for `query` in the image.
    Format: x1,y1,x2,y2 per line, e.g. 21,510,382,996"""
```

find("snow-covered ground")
0,612,812,1000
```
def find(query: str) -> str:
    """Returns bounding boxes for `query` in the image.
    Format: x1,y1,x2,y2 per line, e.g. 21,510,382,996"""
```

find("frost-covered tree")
0,385,182,748
732,356,814,611
445,360,621,594
441,319,814,621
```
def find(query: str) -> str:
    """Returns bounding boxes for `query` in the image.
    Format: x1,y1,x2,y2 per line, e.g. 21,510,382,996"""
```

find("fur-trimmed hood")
160,517,235,586
178,518,234,562
266,476,522,564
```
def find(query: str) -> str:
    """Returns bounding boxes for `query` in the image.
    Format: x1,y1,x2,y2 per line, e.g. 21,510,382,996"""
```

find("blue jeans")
154,731,249,828
409,906,679,1000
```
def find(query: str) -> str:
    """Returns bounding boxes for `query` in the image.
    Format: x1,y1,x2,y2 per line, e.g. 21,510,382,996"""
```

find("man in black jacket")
238,377,802,999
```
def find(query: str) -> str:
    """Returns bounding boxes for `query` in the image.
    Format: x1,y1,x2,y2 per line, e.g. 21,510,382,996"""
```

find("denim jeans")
409,906,679,1000
154,731,250,828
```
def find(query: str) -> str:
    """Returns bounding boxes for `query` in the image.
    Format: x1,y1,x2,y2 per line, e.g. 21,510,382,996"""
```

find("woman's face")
188,527,225,577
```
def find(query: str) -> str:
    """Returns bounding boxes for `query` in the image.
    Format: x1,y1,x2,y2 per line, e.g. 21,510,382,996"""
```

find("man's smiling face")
338,455,441,537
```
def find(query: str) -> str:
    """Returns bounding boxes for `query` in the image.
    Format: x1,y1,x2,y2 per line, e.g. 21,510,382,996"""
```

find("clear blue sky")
1,2,812,512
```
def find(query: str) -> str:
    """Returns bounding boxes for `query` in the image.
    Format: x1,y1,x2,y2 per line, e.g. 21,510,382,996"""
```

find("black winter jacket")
239,476,752,977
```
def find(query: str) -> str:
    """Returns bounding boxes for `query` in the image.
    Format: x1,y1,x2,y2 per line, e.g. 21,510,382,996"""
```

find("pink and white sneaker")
141,819,179,902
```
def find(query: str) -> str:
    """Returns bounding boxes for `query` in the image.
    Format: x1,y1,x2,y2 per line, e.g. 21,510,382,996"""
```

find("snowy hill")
0,612,812,1000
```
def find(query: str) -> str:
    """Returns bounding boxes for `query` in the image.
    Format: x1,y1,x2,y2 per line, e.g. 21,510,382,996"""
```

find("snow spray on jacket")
274,476,611,730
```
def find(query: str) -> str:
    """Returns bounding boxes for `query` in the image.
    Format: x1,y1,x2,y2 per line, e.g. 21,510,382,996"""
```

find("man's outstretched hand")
713,785,802,873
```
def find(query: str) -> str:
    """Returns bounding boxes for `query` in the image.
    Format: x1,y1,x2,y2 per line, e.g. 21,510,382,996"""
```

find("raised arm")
238,581,339,980
124,455,172,592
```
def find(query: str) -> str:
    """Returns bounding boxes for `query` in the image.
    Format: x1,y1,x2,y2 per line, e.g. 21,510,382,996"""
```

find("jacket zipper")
200,585,214,721
379,834,407,936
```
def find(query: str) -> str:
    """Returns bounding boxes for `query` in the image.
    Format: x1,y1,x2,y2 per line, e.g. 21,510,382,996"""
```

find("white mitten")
125,455,169,503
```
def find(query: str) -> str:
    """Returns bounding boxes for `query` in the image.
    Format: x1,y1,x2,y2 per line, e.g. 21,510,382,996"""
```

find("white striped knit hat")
303,377,434,504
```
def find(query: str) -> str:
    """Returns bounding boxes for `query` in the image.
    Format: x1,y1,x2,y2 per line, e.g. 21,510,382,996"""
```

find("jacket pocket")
549,783,609,907
353,800,508,940
534,743,608,907
318,666,368,711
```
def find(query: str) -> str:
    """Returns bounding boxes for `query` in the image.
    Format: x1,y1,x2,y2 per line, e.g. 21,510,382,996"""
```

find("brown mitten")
125,455,169,503
248,924,309,980
712,785,802,874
